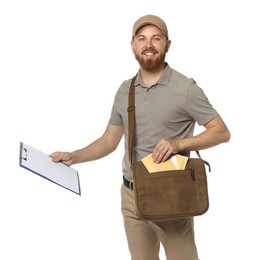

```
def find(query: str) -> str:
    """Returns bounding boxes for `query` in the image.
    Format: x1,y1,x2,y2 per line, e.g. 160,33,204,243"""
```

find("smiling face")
131,25,171,71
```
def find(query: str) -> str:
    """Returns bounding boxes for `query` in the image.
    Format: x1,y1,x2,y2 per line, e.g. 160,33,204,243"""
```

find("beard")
135,47,167,71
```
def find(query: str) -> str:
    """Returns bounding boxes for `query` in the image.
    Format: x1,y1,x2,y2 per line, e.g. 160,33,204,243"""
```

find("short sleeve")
186,80,219,126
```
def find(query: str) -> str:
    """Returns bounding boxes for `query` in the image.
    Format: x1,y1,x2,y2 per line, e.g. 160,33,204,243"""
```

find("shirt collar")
134,63,172,88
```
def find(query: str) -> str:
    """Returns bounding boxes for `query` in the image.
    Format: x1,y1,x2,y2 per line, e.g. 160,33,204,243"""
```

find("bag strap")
127,74,137,167
127,75,211,172
196,150,211,172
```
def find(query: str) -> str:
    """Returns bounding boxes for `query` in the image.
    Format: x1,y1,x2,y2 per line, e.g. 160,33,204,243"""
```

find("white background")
1,0,252,259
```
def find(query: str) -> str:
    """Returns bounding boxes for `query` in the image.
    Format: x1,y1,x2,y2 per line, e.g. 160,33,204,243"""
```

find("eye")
153,36,161,42
137,36,145,42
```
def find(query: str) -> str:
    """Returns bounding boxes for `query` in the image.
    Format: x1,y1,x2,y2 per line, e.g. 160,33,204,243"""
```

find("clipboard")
19,142,81,195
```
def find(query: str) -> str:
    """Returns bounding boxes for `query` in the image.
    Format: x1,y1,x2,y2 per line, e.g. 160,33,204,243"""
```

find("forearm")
71,124,124,164
178,116,230,152
71,137,117,164
177,127,230,152
152,116,230,163
51,124,124,166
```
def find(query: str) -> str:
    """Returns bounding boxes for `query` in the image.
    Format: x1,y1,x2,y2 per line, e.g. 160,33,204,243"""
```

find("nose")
145,38,154,48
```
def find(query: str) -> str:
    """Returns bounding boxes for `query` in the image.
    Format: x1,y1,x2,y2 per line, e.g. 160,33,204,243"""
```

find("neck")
140,62,167,87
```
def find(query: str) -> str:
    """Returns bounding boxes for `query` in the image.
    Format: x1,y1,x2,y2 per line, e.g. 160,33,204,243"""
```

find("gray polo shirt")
109,64,218,181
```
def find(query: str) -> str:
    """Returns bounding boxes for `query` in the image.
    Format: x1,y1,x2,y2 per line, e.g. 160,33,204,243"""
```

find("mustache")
142,47,158,55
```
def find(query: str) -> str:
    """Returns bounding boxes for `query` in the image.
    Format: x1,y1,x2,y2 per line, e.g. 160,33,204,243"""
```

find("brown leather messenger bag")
127,75,211,221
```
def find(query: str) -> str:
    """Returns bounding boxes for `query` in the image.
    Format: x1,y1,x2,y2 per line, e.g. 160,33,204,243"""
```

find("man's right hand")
50,151,73,166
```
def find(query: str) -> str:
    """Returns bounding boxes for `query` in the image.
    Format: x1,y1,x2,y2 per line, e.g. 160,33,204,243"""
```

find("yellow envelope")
141,154,188,173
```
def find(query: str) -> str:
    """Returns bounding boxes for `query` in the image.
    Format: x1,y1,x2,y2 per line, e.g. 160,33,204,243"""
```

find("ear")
165,40,172,53
131,40,135,54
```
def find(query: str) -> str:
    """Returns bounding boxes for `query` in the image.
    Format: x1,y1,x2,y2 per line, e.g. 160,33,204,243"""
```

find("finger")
161,148,173,162
154,145,174,163
152,148,162,162
153,146,167,163
50,152,62,163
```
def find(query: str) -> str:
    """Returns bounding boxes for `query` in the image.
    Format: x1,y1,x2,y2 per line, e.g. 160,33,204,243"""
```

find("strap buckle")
127,105,135,112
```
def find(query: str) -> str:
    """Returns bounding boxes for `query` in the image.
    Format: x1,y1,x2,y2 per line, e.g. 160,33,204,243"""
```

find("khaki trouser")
121,184,199,260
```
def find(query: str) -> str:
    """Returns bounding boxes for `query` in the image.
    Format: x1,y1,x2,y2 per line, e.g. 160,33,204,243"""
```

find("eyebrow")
135,34,164,39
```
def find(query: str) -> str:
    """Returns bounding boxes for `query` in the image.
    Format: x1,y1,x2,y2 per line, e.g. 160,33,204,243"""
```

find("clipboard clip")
21,147,28,161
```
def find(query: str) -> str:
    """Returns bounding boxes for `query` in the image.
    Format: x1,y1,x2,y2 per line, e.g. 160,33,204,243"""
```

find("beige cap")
132,14,168,38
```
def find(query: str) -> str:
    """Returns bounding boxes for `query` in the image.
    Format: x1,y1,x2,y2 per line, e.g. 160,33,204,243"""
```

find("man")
51,14,230,260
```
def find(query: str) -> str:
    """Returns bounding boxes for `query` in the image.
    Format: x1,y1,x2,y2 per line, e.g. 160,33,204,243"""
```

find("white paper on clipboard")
19,142,81,195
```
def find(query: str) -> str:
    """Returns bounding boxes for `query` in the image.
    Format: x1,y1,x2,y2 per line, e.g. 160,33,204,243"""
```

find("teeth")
145,52,154,56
